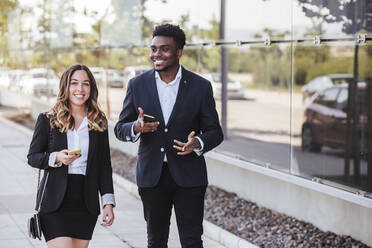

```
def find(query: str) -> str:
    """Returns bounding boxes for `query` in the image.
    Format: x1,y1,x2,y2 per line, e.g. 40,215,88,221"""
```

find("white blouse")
67,116,89,175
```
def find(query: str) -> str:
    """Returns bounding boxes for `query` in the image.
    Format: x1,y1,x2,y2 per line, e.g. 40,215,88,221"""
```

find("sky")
15,0,343,46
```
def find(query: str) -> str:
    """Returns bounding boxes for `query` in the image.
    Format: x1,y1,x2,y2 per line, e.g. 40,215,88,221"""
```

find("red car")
301,83,368,154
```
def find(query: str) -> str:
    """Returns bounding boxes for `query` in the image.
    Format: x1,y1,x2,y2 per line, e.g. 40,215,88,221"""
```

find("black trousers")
138,164,207,248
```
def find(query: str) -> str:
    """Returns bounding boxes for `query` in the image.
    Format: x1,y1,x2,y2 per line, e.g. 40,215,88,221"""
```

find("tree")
0,0,18,66
251,28,291,88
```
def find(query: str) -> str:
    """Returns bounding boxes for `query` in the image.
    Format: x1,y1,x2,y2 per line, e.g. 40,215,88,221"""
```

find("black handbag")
28,170,49,240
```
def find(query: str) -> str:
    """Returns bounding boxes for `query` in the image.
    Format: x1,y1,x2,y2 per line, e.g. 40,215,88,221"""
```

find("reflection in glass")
3,0,372,195
101,0,142,46
225,0,291,41
194,45,291,173
50,0,73,48
294,0,372,37
293,43,372,193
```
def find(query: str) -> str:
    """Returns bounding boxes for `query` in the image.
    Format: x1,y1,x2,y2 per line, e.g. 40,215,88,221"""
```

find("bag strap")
36,170,49,212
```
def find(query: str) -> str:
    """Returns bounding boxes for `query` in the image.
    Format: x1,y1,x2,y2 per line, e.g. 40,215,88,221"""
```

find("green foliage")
294,45,331,85
0,0,18,65
228,48,254,73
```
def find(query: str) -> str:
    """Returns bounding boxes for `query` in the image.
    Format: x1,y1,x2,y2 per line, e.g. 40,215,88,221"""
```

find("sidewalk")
0,118,226,248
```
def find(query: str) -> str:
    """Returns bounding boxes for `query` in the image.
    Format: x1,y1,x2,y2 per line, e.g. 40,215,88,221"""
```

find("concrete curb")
0,116,258,248
0,114,33,137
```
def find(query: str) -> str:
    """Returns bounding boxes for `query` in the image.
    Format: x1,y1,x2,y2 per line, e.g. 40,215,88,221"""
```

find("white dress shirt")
131,66,204,160
48,116,115,207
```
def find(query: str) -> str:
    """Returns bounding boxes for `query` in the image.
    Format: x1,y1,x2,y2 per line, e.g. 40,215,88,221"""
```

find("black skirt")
40,174,98,242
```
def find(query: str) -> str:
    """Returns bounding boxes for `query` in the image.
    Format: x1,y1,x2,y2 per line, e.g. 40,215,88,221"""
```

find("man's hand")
173,131,201,155
133,107,159,134
56,149,81,165
101,204,114,227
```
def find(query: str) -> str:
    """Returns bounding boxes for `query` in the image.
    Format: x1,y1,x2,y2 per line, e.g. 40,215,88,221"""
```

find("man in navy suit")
114,24,223,248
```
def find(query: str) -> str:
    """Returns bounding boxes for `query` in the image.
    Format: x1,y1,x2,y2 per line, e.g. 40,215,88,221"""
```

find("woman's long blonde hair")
47,64,108,132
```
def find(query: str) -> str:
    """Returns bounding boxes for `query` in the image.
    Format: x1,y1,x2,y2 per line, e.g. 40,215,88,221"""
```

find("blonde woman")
27,64,115,248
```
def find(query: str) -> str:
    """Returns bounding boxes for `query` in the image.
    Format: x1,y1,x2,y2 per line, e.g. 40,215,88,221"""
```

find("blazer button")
164,128,168,133
160,148,164,152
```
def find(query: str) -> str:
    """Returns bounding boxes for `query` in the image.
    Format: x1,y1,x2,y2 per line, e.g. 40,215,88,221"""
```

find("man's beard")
154,65,171,72
154,62,178,72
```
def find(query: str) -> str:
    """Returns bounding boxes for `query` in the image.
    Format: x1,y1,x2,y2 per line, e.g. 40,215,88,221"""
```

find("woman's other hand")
101,205,114,226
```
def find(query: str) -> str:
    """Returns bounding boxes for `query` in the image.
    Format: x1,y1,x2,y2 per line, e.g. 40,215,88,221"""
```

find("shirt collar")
155,65,182,84
72,116,88,132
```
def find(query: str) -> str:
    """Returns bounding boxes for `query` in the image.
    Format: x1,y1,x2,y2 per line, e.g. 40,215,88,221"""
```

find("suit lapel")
85,130,96,175
166,67,189,127
53,128,67,151
148,69,165,126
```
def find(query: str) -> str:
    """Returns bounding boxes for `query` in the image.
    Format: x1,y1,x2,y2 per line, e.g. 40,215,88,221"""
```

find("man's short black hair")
152,24,186,50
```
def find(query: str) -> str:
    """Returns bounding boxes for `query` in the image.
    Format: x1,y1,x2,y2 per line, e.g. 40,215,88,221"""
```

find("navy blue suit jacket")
114,67,223,187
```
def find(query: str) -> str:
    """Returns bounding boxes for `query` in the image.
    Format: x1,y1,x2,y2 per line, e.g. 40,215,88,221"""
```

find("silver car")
202,73,245,100
301,74,354,103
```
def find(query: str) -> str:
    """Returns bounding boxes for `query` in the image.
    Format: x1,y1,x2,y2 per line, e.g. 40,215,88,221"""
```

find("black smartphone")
143,114,156,123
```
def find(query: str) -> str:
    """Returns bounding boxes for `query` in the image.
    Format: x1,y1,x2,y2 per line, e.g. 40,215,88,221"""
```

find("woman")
27,64,115,248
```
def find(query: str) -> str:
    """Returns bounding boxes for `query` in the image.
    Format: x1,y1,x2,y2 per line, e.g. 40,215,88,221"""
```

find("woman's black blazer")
27,113,114,215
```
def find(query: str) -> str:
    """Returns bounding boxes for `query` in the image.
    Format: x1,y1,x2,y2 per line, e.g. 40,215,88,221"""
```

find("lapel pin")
184,80,187,84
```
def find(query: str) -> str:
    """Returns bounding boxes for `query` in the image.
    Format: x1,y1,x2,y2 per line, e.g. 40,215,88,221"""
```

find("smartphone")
68,149,81,156
143,114,156,123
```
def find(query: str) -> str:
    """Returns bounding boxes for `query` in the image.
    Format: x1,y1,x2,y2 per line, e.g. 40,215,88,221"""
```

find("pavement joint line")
102,226,136,248
1,144,26,148
0,116,259,248
113,174,258,248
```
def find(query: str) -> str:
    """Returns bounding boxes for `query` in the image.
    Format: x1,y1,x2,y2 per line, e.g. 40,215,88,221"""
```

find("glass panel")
101,0,142,46
143,0,220,43
195,44,291,172
50,0,73,48
225,0,292,41
4,0,372,196
108,47,151,120
293,42,372,193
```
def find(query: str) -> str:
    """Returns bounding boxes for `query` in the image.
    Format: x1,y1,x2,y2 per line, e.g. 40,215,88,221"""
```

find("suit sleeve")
197,81,224,153
27,113,51,170
114,79,139,142
99,129,114,196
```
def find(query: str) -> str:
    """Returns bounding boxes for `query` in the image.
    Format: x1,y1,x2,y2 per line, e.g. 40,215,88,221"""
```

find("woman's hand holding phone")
56,149,81,165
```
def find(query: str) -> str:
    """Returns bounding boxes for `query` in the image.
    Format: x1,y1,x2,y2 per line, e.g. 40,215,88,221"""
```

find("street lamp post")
220,0,228,139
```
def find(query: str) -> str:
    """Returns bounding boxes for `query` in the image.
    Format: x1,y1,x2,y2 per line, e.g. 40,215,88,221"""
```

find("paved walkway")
0,118,225,248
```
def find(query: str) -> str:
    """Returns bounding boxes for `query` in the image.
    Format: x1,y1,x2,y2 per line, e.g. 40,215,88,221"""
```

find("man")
114,24,223,248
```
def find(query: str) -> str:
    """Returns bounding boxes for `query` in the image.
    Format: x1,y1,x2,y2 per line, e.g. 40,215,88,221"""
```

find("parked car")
202,73,245,99
90,67,124,88
301,83,367,155
0,67,10,88
301,74,354,103
90,67,105,86
107,69,124,88
123,65,151,88
21,68,59,96
8,69,28,91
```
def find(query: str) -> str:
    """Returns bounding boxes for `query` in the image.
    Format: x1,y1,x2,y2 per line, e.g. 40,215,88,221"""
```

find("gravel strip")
109,148,370,248
4,111,370,248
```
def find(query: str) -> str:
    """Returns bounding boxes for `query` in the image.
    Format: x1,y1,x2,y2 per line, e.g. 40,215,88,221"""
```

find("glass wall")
1,0,371,194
